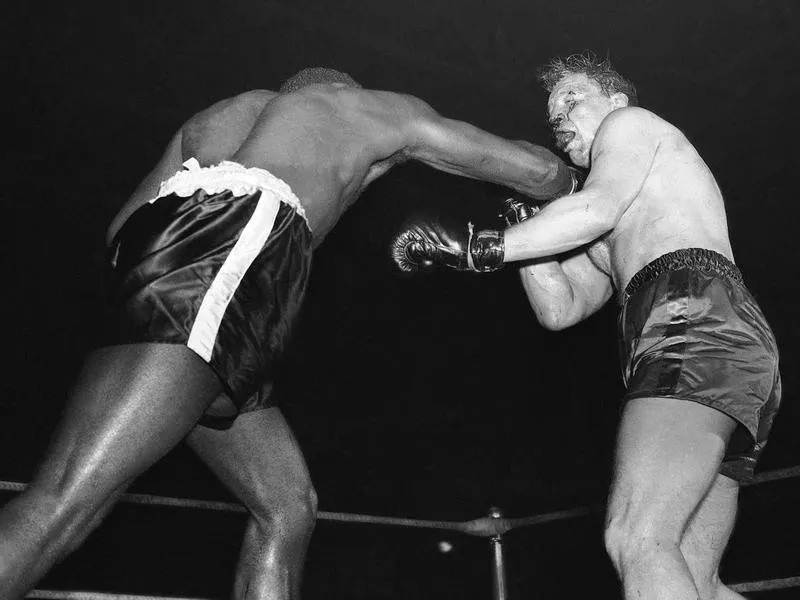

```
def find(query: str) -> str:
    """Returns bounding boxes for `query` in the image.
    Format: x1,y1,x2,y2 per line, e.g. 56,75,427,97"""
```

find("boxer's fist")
391,220,504,273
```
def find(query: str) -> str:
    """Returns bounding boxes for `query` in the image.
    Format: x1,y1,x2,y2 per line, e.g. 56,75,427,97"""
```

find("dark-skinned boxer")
0,66,576,600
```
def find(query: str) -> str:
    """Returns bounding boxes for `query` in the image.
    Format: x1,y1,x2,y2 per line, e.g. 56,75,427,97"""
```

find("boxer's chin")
568,147,589,168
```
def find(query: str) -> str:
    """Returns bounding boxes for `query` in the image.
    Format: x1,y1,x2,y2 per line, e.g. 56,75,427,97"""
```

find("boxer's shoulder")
186,90,277,129
600,107,678,141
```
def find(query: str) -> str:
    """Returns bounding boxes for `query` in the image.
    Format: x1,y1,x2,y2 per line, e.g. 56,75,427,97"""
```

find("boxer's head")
538,53,637,167
538,53,638,108
279,67,362,94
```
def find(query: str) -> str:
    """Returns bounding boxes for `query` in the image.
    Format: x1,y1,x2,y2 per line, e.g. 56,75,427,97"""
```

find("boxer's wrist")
467,226,504,271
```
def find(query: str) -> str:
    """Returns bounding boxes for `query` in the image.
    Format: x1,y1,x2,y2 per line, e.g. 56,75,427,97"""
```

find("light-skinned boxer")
392,53,781,600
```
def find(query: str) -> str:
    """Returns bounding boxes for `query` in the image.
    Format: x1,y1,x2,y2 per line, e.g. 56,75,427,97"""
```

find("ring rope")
27,592,209,600
730,575,800,593
3,465,797,600
2,464,799,538
740,465,800,486
25,575,800,600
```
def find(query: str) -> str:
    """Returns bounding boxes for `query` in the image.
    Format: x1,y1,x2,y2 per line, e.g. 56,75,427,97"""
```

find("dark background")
2,0,799,597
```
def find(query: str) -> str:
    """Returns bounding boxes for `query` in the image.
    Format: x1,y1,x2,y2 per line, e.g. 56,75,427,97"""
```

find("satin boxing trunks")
105,159,313,429
618,248,781,481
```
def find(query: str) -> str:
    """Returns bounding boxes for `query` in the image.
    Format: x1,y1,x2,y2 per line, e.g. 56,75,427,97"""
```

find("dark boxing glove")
391,221,504,273
501,196,541,226
500,166,586,226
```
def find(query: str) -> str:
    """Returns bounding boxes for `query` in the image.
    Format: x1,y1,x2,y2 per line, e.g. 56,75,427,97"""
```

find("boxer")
392,53,781,600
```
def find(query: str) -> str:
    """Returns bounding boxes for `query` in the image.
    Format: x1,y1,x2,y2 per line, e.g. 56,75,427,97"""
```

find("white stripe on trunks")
186,188,281,362
147,158,308,362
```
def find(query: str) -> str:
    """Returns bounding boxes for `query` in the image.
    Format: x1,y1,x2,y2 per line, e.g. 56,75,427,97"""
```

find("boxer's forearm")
509,142,575,201
408,111,572,200
503,190,613,262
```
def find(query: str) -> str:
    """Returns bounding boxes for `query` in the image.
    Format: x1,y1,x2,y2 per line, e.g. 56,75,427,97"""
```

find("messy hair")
537,52,638,106
279,67,362,94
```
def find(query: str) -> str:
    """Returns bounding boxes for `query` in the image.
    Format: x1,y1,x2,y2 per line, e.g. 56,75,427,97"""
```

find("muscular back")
229,86,424,239
182,90,278,166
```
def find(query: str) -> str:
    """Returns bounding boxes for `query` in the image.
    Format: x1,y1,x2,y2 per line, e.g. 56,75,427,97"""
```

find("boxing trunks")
618,248,781,481
105,159,313,429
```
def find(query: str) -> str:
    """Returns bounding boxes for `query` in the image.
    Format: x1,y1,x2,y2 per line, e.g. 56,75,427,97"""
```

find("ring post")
488,507,508,600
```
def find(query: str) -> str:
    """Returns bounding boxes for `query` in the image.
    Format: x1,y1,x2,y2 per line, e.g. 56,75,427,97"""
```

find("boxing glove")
500,196,541,226
500,166,585,226
391,220,504,273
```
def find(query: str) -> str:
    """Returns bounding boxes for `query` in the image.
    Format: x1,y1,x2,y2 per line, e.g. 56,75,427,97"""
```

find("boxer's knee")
0,481,119,586
279,481,318,536
25,479,121,551
248,477,318,543
603,494,682,575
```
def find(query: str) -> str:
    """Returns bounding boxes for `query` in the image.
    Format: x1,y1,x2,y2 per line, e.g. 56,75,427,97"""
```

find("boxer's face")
547,73,624,168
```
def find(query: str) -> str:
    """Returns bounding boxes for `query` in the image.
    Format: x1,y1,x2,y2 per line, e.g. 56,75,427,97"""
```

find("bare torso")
109,85,423,246
585,111,733,294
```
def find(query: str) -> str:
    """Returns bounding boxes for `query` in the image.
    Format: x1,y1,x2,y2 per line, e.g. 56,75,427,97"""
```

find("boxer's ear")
610,92,629,109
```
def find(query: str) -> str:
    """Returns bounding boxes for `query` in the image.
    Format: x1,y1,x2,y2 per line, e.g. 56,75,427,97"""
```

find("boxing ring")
3,466,799,600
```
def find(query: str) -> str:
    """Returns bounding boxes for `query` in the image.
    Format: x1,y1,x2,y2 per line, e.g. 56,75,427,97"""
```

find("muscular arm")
503,107,659,262
518,252,613,330
404,98,574,200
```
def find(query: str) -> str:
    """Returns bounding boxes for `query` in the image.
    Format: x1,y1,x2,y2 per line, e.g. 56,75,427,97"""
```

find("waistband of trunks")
622,248,744,304
154,158,308,225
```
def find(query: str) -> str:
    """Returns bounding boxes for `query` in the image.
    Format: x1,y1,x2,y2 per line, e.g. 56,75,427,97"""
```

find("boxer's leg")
0,343,221,599
680,473,745,600
186,407,317,600
604,397,737,600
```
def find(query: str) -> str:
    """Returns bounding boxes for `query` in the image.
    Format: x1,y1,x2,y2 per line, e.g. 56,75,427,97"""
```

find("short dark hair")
537,52,638,107
279,67,362,94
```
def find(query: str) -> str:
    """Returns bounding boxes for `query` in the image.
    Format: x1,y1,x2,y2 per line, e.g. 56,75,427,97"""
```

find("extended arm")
404,97,575,201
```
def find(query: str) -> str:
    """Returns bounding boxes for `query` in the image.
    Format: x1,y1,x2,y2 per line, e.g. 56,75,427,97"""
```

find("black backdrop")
2,1,798,597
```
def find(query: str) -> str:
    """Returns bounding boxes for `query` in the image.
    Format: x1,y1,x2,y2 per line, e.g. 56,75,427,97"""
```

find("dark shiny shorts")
104,189,313,429
618,249,781,481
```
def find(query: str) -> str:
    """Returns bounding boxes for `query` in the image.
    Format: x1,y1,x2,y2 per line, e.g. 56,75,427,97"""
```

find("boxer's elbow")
520,267,583,330
536,312,564,331
530,299,583,331
536,309,581,331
